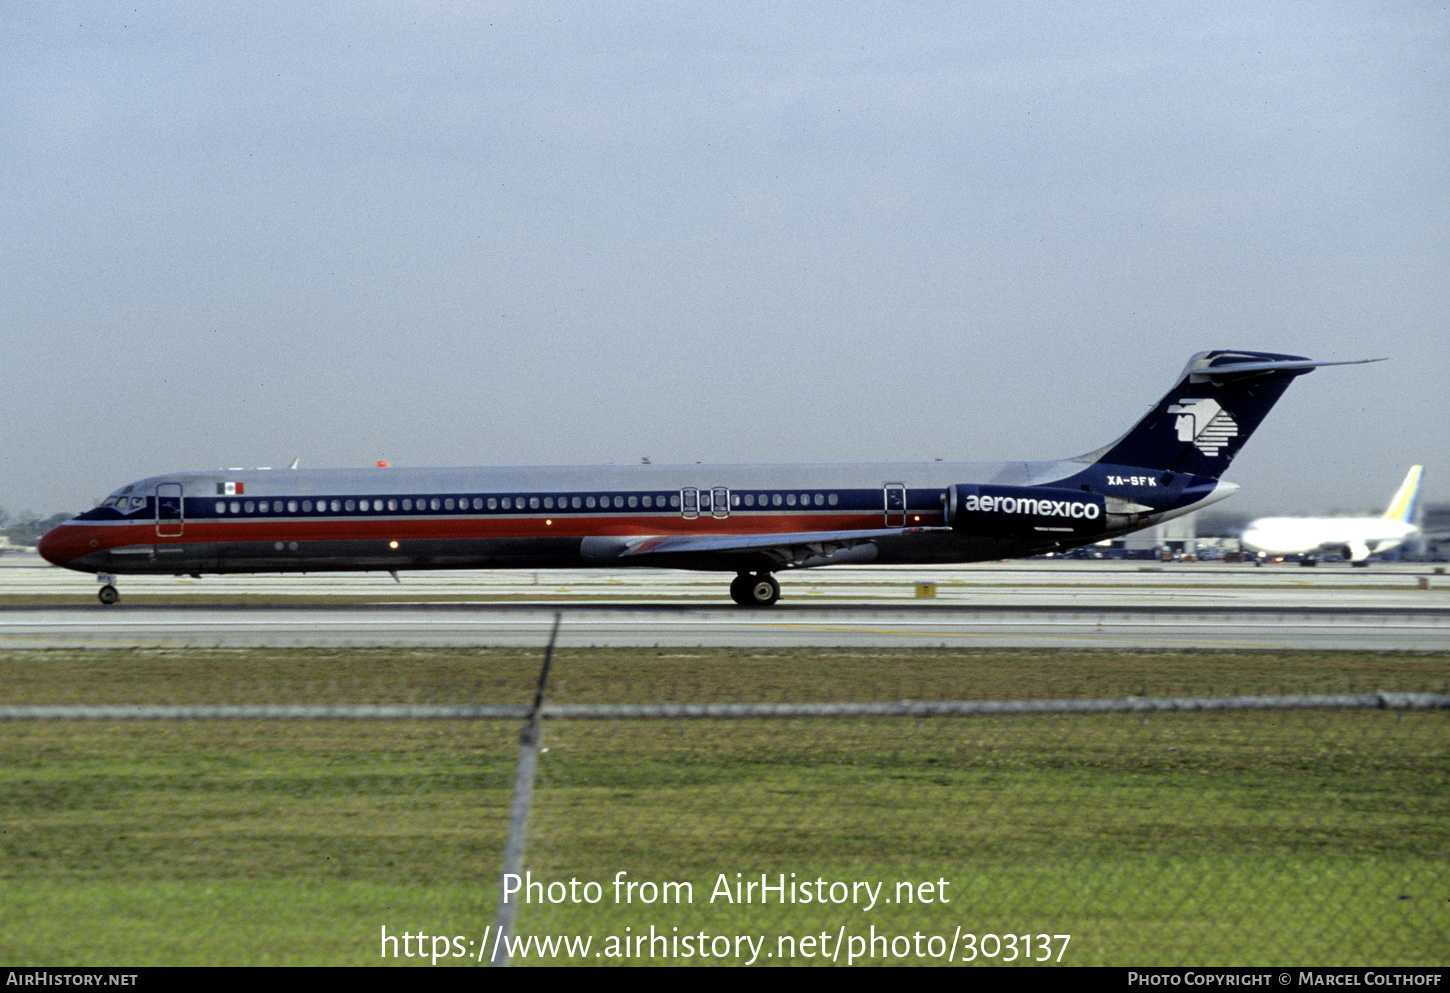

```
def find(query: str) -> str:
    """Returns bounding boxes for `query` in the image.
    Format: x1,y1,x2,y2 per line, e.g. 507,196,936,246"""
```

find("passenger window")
487,498,497,510
627,496,637,508
444,498,455,511
572,496,582,509
828,494,838,506
642,495,652,509
430,499,441,511
215,501,226,513
289,501,299,513
544,497,554,509
230,501,241,514
529,497,540,510
586,496,596,509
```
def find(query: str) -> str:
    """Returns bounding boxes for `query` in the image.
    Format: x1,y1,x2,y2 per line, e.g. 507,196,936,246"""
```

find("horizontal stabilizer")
1188,356,1384,383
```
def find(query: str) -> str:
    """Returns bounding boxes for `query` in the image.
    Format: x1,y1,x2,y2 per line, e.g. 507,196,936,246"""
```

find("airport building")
1421,502,1450,561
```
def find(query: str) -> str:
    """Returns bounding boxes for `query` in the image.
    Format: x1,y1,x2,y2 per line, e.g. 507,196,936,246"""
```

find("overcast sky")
3,1,1446,519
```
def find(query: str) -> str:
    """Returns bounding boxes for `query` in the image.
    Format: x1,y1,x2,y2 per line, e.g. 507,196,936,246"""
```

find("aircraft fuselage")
39,457,1225,578
38,350,1377,604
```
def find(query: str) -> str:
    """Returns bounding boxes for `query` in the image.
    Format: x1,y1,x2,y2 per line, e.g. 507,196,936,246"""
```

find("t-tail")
1077,351,1383,479
1382,465,1424,525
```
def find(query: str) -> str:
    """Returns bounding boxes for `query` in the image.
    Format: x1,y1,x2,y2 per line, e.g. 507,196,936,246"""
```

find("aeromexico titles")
39,350,1375,606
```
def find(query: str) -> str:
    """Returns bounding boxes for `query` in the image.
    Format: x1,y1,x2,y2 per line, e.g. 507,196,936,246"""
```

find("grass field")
0,647,1445,966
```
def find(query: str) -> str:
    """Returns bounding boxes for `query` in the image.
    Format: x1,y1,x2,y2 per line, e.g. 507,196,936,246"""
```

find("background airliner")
39,350,1373,605
1240,465,1424,566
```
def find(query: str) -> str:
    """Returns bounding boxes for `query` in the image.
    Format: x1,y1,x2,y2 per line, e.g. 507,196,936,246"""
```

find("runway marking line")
0,636,195,648
762,623,1285,649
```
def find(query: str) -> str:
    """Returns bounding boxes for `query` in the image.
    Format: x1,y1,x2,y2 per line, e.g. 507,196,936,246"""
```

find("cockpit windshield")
100,487,144,512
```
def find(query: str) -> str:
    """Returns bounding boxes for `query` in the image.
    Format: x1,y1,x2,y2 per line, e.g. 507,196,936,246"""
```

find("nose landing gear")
97,574,120,605
729,572,780,607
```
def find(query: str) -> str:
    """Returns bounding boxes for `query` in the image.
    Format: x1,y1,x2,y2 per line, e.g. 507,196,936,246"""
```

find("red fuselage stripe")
40,512,949,563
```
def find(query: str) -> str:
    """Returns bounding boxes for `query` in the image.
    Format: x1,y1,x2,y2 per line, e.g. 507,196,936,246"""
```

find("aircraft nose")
37,521,84,567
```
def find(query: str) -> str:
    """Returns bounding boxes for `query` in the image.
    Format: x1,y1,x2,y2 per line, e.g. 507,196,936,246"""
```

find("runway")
2,554,1447,650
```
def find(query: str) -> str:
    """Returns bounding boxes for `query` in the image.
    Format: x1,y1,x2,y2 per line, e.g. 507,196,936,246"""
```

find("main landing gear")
729,572,780,607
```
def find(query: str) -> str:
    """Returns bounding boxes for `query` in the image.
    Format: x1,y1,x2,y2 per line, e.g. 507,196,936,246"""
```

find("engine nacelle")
946,484,1107,538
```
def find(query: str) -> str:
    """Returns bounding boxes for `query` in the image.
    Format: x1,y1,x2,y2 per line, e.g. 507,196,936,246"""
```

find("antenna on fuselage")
288,457,300,470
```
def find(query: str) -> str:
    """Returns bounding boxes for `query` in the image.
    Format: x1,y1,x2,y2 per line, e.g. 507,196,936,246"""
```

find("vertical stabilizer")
1381,466,1424,524
1079,351,1380,478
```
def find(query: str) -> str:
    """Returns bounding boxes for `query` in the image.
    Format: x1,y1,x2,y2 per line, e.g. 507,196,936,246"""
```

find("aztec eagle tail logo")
1166,397,1239,456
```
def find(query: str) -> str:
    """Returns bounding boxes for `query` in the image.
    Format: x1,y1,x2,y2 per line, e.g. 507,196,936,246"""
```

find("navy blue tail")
1079,350,1354,478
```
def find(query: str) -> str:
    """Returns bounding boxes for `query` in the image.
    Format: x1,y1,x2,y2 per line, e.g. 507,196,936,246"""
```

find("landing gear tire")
98,584,120,605
730,573,780,607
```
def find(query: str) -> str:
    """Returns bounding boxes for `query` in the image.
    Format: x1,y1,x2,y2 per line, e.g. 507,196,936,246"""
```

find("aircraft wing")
583,528,927,570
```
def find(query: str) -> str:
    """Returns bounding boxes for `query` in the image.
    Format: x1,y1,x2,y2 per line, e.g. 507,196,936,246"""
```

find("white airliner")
1240,466,1424,566
40,350,1377,604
